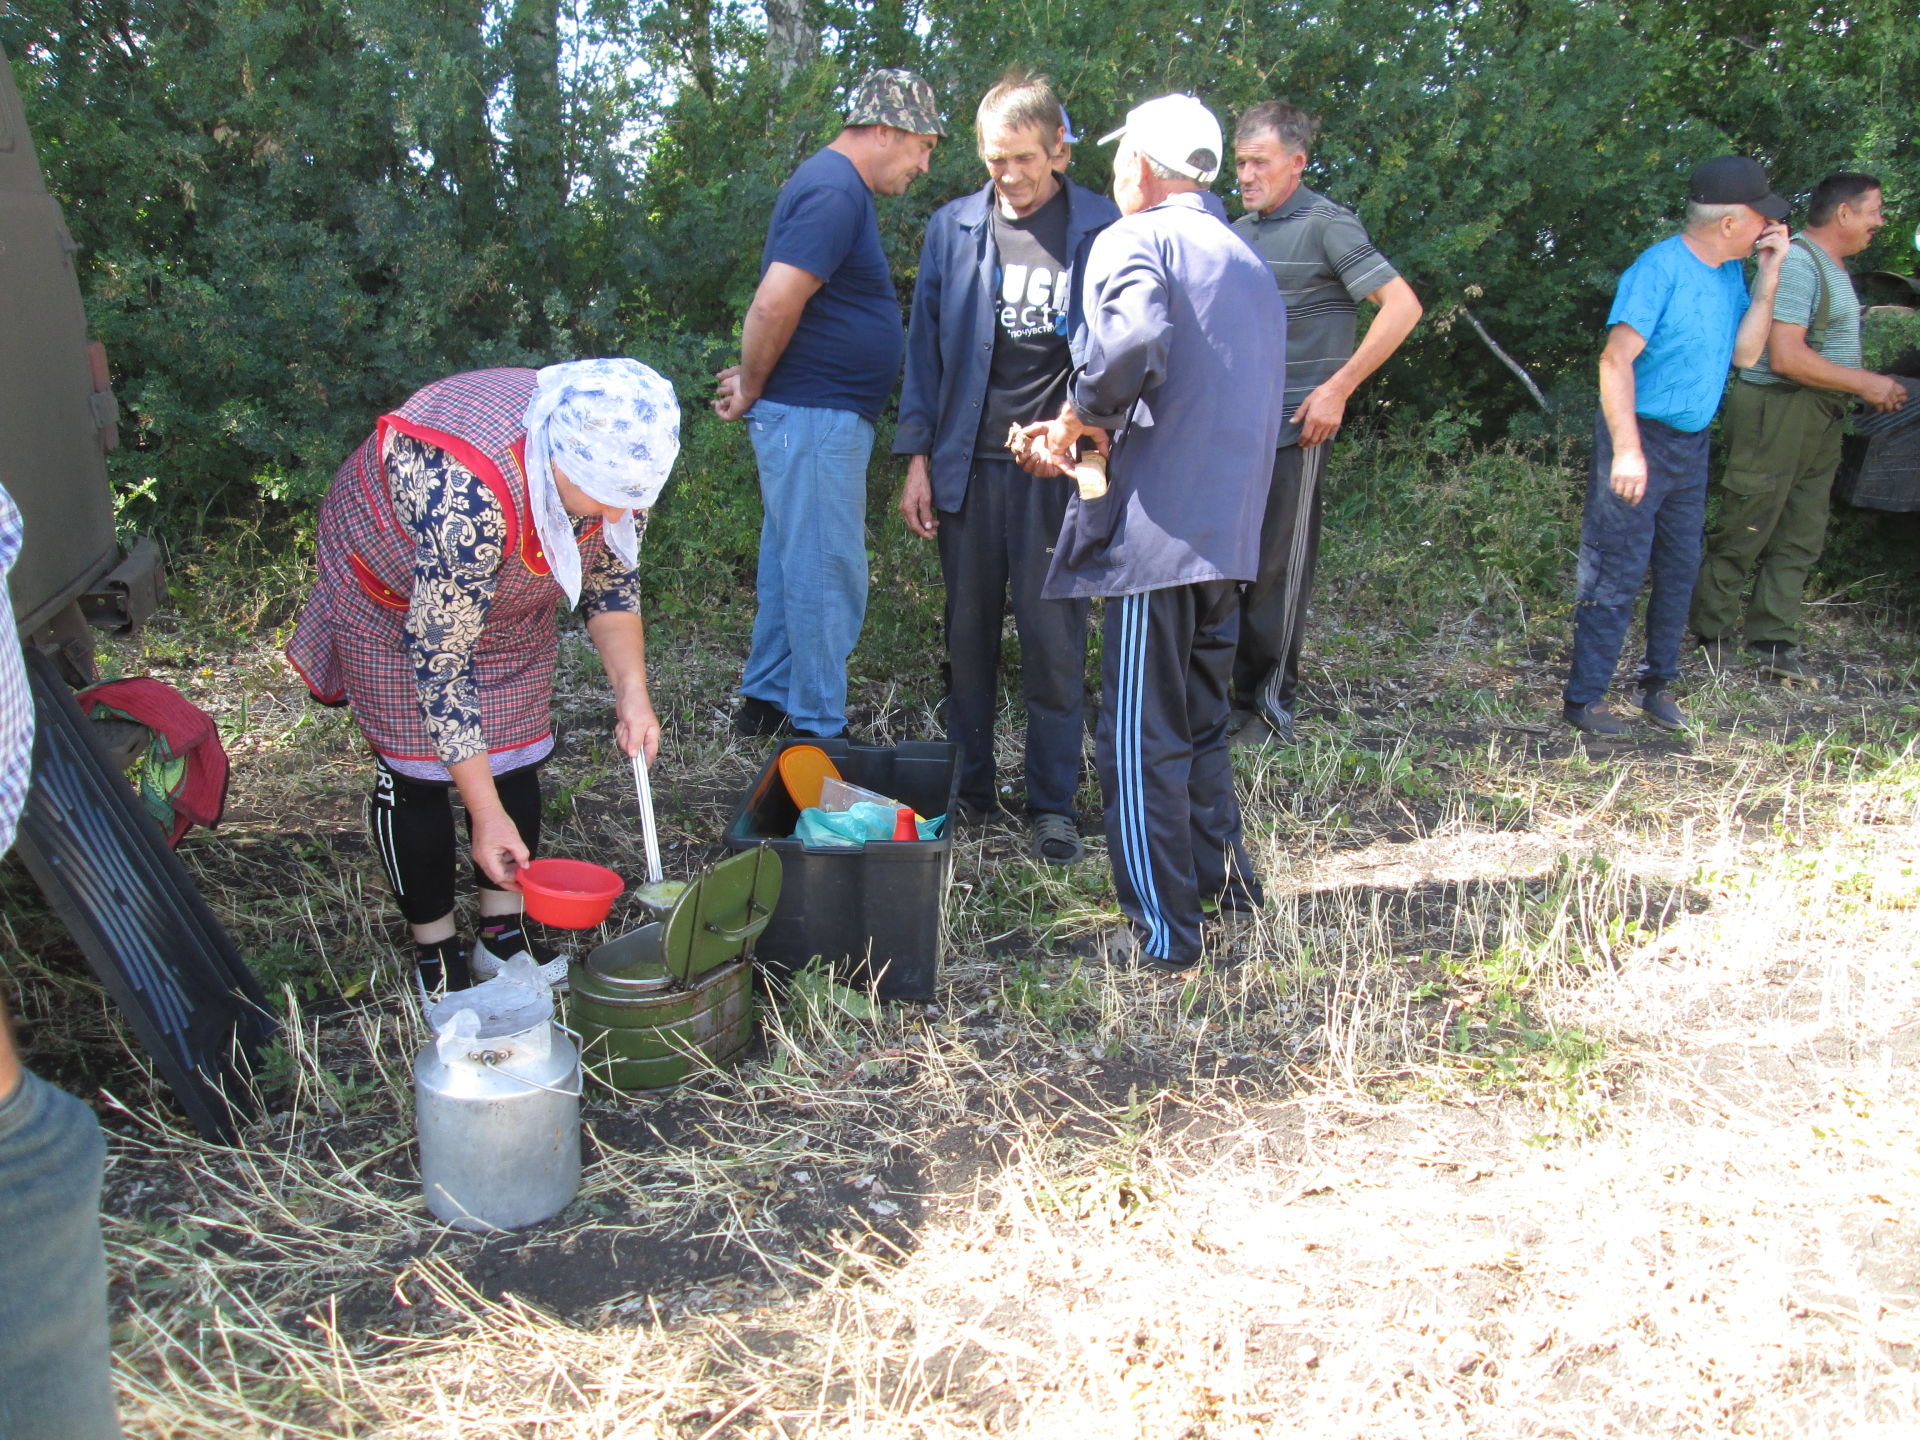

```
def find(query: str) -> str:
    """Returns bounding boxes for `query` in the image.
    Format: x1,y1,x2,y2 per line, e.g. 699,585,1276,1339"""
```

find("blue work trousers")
739,401,875,736
0,1069,120,1440
1565,411,1710,705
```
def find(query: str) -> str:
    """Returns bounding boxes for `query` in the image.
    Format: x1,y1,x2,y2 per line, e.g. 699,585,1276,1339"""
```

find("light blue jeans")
0,1069,120,1439
739,400,874,736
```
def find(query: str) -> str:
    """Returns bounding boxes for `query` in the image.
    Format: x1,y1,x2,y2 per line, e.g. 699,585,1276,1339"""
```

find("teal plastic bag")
794,802,945,849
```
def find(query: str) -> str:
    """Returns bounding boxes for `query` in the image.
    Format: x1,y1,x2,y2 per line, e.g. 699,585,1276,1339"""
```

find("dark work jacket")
893,178,1120,512
1044,191,1289,599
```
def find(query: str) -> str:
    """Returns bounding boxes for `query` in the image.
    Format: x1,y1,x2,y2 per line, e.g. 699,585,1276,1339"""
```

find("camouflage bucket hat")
846,68,945,136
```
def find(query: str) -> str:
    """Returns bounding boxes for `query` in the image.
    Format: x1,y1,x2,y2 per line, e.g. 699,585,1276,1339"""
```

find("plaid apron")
286,368,608,765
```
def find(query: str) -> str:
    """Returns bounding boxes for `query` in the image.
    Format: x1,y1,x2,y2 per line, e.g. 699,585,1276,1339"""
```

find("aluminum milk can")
414,960,581,1230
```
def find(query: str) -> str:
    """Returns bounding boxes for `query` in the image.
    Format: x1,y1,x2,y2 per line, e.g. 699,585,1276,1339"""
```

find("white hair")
1685,200,1748,232
1118,141,1185,183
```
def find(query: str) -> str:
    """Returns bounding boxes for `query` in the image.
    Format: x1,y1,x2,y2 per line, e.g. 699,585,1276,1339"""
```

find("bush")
1320,418,1584,632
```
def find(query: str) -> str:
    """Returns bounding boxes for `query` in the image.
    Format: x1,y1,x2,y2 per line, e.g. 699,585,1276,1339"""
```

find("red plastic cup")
517,858,624,929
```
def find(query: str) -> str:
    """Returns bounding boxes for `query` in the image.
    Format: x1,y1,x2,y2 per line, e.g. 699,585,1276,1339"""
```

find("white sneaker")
471,927,573,992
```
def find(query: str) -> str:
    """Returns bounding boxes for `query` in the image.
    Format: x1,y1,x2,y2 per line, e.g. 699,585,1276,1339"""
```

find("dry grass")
4,558,1920,1437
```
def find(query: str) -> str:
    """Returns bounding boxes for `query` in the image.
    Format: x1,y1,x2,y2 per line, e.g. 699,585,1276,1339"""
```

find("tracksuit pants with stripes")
1101,581,1263,967
369,758,543,925
1233,441,1329,711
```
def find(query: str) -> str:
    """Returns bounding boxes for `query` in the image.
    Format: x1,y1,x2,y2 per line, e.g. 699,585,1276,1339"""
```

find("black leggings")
367,760,543,926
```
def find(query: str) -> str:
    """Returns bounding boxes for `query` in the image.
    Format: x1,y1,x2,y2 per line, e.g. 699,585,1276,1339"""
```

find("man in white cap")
1017,94,1288,972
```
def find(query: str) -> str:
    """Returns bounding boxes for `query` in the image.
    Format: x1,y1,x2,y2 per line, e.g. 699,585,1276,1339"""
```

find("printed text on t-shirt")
997,263,1071,339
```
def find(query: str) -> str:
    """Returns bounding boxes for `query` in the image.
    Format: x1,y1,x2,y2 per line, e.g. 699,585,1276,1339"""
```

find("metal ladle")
631,751,663,887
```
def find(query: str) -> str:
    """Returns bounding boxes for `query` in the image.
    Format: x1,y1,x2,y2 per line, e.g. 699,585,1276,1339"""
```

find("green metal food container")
567,847,781,1092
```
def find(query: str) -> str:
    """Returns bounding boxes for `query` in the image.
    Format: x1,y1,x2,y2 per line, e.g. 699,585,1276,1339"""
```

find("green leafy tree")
6,0,1914,546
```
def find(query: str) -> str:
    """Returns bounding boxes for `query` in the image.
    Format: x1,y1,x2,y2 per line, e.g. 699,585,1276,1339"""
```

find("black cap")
1688,155,1790,221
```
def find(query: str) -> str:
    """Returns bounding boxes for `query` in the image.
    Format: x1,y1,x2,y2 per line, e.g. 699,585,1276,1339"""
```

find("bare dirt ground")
4,584,1918,1437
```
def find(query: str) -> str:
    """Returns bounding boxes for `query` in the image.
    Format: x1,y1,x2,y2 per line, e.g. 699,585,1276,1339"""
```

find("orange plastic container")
517,859,623,929
776,744,841,810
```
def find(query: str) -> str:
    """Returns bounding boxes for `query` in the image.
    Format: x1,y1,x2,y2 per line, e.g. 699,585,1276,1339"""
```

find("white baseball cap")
1098,94,1223,184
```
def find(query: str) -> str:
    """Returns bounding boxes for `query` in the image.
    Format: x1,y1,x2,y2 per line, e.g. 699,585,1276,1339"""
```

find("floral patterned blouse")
387,433,642,766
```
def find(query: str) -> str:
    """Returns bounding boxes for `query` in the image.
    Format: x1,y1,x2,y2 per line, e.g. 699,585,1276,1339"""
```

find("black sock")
479,919,525,952
478,919,566,967
416,936,472,992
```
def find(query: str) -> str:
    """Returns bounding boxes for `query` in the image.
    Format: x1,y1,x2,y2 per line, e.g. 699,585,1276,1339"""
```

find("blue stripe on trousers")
1114,592,1170,957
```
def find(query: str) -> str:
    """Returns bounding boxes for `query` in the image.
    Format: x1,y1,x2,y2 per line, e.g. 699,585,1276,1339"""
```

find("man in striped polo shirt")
1230,101,1424,741
1689,172,1908,681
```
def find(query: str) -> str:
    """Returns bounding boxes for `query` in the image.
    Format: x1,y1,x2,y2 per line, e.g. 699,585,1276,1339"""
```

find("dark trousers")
0,1070,121,1440
937,458,1090,817
1690,379,1847,651
368,759,543,925
1233,441,1328,708
1564,411,1710,705
1100,582,1262,966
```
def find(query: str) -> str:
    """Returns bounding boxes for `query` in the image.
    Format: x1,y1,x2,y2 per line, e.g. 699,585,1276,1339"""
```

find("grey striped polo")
1741,235,1863,386
1233,185,1400,446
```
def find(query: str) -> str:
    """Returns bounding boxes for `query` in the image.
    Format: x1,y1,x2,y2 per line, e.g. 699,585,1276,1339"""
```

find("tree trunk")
681,0,718,101
438,0,502,244
765,0,816,88
505,0,566,249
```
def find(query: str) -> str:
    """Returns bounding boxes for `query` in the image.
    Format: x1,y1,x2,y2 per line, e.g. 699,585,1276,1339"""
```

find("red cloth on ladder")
76,677,229,846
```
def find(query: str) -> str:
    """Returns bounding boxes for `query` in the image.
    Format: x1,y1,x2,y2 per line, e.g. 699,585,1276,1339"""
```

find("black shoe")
1099,926,1198,973
1694,636,1737,672
1755,648,1814,683
1213,879,1264,914
952,797,999,826
733,696,790,738
1562,700,1628,736
1628,685,1690,732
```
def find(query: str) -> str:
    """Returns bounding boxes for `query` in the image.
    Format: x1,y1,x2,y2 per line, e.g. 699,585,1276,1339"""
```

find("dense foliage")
4,0,1916,557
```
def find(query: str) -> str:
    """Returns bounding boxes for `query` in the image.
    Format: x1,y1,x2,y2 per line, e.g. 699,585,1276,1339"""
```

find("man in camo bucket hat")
846,67,945,134
713,69,943,741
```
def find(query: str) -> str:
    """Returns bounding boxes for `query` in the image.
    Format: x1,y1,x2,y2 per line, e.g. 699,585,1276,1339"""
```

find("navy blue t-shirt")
759,148,904,421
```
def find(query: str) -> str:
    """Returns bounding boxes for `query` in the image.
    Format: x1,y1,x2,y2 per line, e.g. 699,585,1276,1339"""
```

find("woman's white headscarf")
522,358,681,607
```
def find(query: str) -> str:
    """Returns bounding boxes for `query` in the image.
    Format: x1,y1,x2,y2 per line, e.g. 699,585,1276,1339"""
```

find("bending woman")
287,360,678,1003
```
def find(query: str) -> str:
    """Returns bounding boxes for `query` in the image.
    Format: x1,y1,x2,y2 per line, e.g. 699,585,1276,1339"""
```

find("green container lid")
582,845,782,987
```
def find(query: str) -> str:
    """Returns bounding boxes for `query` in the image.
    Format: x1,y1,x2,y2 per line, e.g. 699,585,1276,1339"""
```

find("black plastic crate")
723,739,957,1001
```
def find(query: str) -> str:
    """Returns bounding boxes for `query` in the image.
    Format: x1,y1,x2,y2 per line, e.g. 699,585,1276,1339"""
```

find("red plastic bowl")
518,858,623,929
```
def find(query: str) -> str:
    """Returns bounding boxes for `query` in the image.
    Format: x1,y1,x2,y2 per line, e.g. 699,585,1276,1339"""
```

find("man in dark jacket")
1020,94,1288,971
896,72,1118,862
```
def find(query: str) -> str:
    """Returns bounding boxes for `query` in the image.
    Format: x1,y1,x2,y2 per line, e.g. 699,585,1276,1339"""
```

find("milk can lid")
423,959,554,1040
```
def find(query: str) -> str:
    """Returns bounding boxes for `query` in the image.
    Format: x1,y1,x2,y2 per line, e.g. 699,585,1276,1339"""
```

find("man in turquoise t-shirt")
1562,156,1789,736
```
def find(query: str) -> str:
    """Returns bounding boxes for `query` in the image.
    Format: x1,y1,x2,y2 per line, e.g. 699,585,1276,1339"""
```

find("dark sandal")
1030,812,1084,865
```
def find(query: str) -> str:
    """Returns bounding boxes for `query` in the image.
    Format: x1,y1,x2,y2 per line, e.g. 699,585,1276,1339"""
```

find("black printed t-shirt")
975,185,1075,455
